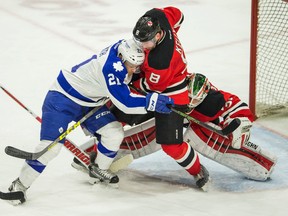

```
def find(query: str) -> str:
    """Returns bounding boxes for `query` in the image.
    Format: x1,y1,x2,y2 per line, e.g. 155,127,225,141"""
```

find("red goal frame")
249,0,259,119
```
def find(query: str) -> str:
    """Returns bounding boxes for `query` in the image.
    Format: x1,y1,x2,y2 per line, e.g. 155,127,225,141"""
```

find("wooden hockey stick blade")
110,154,134,173
0,191,24,201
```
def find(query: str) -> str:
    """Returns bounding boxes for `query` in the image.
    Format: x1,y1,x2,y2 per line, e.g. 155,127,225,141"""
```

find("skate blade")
88,177,119,189
89,177,100,185
71,162,89,174
199,177,211,192
8,199,23,206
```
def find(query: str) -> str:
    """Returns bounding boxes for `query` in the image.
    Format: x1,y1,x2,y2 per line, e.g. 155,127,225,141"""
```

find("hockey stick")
0,83,133,171
129,84,240,136
0,152,134,201
0,83,133,169
0,83,93,164
170,107,240,136
0,191,24,201
5,106,100,160
0,83,103,160
0,83,95,164
0,84,42,123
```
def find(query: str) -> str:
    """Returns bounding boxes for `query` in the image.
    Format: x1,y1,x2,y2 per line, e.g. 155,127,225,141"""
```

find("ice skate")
194,164,210,191
7,178,28,205
88,163,119,187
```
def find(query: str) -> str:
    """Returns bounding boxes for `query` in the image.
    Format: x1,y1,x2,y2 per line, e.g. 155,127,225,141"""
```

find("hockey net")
249,0,288,118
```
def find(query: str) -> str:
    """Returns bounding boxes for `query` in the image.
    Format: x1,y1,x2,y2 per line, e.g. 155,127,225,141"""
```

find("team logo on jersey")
59,127,64,133
113,61,124,72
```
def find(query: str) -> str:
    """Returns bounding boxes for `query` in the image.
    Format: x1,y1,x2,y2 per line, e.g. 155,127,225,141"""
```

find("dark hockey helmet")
133,16,161,42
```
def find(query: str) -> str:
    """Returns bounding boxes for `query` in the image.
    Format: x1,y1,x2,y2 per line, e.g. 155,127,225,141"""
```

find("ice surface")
0,1,287,215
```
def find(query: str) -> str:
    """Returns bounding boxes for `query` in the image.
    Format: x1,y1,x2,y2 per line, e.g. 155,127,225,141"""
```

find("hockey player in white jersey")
5,39,174,205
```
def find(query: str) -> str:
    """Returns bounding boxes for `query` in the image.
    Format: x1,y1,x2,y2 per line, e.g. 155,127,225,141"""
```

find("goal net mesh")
253,0,288,117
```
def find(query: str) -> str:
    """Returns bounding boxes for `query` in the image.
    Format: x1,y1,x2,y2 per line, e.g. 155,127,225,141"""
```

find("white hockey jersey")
50,40,147,114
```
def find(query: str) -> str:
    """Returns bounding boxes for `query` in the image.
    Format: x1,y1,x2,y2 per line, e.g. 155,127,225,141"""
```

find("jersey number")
149,73,161,83
108,74,121,86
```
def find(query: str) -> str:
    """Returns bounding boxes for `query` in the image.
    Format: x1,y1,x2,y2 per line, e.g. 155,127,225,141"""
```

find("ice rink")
0,1,287,215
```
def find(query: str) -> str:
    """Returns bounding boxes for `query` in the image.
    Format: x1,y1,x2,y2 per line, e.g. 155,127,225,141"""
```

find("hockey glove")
224,117,252,149
145,92,174,114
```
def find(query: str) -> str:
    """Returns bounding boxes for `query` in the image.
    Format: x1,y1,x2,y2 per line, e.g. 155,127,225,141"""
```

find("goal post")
249,0,288,118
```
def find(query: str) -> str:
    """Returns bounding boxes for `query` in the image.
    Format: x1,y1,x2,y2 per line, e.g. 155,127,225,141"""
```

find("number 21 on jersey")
108,73,121,86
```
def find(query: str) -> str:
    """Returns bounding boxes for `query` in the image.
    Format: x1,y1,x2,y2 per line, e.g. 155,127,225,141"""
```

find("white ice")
0,1,288,216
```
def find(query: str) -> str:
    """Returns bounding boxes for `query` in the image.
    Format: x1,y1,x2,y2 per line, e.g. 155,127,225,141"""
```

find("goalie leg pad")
184,124,277,181
77,118,160,162
118,118,160,159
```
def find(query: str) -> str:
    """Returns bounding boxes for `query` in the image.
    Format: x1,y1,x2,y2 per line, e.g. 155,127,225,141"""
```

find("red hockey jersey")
189,83,255,124
133,7,189,105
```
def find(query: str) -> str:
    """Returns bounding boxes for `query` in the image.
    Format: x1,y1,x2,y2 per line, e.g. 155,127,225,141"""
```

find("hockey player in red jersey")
132,7,210,189
73,73,277,187
183,73,277,180
115,73,277,181
185,73,254,148
71,73,277,185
